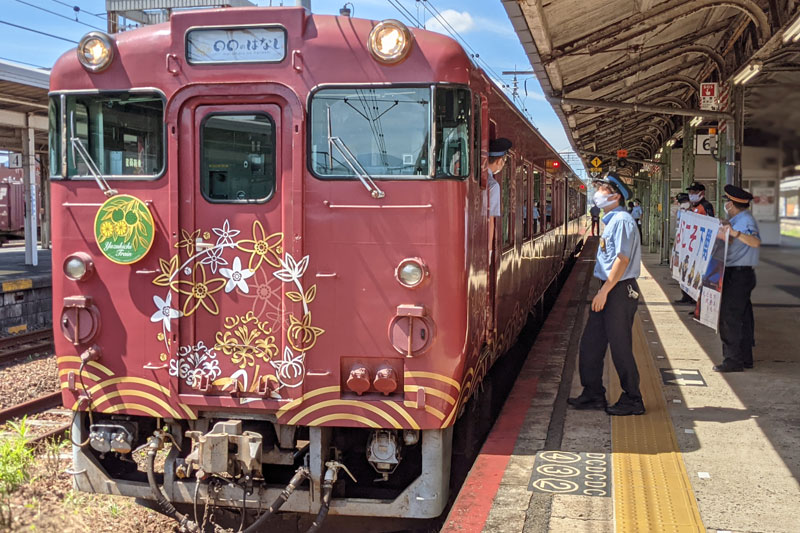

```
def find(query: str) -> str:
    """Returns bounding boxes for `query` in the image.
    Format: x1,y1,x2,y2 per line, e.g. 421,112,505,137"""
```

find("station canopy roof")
501,0,800,173
0,60,49,156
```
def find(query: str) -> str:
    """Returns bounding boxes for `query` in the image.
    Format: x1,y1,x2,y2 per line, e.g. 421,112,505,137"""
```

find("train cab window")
434,87,470,178
501,164,513,249
532,170,542,234
48,97,61,177
309,87,431,178
200,114,276,202
59,92,164,179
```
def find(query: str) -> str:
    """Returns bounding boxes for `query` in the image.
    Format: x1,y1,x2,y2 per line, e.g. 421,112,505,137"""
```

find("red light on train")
546,159,561,170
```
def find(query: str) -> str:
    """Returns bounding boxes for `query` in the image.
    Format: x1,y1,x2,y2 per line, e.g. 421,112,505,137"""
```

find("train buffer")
443,239,800,533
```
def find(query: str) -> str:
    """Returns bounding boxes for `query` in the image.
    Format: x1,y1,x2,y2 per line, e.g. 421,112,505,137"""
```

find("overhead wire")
0,56,49,69
386,0,423,28
0,20,78,43
13,0,105,31
49,0,107,21
415,0,534,121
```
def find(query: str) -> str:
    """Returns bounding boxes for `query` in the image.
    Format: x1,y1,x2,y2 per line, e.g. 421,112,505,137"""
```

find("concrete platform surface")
443,240,800,533
0,244,51,287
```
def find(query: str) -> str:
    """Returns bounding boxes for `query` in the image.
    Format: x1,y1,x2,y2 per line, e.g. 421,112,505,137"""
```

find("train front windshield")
309,86,471,179
49,92,164,179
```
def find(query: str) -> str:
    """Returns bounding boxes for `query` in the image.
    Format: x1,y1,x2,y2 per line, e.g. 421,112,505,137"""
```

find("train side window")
545,177,553,230
501,163,513,249
200,113,276,203
533,170,542,234
473,95,481,182
522,166,530,240
435,87,471,178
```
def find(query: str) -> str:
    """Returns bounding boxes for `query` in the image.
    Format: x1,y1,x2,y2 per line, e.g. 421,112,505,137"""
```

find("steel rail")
0,391,62,424
0,329,54,364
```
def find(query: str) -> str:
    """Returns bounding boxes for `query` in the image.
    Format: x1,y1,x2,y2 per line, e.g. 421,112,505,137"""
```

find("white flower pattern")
220,256,255,293
200,246,228,274
213,219,240,248
169,341,222,386
149,293,182,332
270,346,305,388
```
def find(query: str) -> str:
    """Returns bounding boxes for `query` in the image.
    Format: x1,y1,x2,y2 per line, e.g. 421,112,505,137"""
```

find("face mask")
724,203,733,216
689,193,700,203
593,191,617,209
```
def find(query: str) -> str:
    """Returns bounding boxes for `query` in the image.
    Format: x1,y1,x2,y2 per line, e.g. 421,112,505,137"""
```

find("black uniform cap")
723,184,753,203
488,138,513,157
686,181,705,192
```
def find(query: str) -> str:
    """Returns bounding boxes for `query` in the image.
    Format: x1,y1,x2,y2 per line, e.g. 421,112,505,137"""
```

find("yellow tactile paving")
610,316,705,533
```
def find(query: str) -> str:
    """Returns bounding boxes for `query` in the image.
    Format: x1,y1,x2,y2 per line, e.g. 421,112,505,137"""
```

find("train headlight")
368,20,413,64
395,258,427,288
64,252,94,281
77,32,114,72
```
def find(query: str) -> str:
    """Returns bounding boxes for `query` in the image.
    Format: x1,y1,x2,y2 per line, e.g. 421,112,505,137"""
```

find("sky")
0,0,581,175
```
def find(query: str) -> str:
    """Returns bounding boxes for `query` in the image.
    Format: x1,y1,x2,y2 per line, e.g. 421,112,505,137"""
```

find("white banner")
671,211,727,330
186,27,286,64
671,211,719,300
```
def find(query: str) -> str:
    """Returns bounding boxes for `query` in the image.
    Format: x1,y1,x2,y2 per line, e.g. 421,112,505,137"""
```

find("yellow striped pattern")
611,317,705,532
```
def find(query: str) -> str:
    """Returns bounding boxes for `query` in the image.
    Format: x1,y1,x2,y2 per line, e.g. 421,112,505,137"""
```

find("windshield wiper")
326,106,384,199
69,111,117,197
328,135,386,200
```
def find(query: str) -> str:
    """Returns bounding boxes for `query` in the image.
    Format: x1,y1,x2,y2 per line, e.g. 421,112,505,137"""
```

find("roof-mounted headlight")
368,20,413,65
77,32,114,73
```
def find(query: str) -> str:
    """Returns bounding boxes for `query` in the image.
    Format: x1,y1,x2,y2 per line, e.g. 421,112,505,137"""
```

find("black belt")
725,266,754,271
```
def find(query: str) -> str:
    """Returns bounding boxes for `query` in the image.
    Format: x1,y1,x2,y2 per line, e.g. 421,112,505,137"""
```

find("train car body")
49,6,587,523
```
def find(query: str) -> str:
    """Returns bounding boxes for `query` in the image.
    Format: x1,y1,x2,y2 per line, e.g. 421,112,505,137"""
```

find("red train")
49,5,587,528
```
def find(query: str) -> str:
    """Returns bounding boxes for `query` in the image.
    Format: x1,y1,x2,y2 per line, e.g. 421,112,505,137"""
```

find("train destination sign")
94,195,155,265
186,27,286,64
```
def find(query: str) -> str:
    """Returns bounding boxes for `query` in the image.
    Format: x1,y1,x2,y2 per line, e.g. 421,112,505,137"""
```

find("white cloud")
425,9,475,36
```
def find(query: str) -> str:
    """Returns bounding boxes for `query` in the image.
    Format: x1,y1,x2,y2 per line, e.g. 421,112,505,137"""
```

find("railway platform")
0,245,51,336
443,237,800,533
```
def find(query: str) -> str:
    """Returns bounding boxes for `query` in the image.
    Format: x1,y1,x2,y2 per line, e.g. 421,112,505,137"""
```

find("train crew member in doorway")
487,138,512,219
568,172,644,416
631,198,643,239
688,181,715,217
714,185,761,372
533,202,541,234
590,202,601,236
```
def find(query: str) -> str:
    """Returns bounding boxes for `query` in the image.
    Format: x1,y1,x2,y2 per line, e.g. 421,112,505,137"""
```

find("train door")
173,99,298,405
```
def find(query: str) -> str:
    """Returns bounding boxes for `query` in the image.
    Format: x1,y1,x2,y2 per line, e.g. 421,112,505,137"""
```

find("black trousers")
579,279,641,400
719,267,756,367
591,218,599,236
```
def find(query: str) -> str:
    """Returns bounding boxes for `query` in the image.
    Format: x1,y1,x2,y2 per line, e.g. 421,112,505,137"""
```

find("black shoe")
605,397,645,416
605,395,645,416
567,394,607,410
712,362,743,372
687,310,697,316
673,298,694,305
744,363,754,369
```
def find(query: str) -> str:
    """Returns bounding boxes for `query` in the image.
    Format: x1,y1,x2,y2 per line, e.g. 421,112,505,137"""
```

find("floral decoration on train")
149,218,325,397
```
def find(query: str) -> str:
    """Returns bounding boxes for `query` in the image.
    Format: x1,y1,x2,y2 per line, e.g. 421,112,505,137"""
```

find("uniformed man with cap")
487,138,512,218
687,181,715,217
714,184,761,372
568,172,644,416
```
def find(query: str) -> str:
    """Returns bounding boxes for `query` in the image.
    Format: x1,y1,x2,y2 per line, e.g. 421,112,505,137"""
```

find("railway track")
0,391,70,447
0,329,54,364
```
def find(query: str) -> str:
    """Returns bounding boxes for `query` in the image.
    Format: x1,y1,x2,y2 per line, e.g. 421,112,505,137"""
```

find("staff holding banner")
714,185,761,373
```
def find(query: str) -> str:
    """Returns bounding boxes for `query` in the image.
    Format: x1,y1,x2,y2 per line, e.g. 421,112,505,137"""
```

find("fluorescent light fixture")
690,116,703,127
783,13,800,43
666,139,676,147
732,61,762,85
